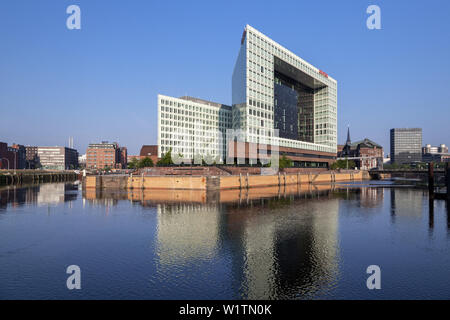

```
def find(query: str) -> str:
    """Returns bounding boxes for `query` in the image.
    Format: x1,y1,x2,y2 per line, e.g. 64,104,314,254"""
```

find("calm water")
0,182,449,300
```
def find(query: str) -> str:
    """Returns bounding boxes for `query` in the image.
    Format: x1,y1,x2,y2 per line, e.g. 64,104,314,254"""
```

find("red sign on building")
319,70,328,78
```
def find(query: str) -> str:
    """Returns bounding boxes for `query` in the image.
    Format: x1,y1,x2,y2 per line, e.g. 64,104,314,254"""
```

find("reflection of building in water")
225,195,339,299
0,183,77,208
359,187,384,208
390,189,424,218
37,184,65,205
83,188,124,207
153,186,340,299
0,187,33,208
156,204,221,266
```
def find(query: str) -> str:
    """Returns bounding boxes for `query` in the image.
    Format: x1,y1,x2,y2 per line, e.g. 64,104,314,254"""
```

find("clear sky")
1,0,449,155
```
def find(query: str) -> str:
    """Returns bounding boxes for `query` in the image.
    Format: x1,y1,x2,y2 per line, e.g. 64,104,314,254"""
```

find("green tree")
157,148,174,166
137,157,154,168
279,155,293,169
331,159,356,170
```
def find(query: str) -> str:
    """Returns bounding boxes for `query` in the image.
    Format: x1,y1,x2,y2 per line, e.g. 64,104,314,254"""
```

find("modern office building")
37,147,79,170
157,25,337,168
390,128,422,164
86,141,126,169
158,96,232,162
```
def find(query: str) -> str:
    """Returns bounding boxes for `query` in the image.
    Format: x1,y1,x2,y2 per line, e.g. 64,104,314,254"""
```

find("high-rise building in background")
157,25,337,168
86,141,126,169
390,128,422,164
37,147,79,170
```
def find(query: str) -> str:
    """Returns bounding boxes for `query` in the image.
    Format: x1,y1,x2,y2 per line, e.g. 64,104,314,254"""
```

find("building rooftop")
179,96,231,109
349,138,383,149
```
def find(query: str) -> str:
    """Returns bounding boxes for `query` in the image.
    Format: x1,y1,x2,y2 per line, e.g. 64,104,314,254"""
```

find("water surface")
0,182,449,299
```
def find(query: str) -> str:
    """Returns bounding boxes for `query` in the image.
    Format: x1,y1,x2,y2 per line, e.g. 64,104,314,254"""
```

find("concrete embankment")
83,171,370,191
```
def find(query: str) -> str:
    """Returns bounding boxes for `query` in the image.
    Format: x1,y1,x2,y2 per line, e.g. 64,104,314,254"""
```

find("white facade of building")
157,25,337,161
158,95,232,161
232,25,337,154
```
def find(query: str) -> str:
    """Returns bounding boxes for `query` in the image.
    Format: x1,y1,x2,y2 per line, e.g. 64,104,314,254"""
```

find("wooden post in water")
446,162,450,200
428,162,434,197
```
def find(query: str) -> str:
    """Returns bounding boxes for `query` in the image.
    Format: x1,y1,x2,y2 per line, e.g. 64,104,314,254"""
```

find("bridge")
370,164,450,200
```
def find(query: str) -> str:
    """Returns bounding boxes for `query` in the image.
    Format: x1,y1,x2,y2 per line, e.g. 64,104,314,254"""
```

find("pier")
0,170,78,186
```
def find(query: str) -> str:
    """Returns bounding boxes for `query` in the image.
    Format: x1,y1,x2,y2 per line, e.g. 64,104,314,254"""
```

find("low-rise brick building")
25,146,38,169
0,142,26,169
86,141,127,169
339,138,383,170
139,145,159,165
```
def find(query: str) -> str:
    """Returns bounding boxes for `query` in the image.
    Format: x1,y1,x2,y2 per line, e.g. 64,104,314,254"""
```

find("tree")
202,153,218,166
137,157,154,168
128,157,139,169
157,148,174,166
279,155,293,169
331,159,356,170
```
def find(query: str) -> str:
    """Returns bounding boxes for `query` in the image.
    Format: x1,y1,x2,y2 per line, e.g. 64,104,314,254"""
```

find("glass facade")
157,25,338,162
231,25,337,153
274,70,315,143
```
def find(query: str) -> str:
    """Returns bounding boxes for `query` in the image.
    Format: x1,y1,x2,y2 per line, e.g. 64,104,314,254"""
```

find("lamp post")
13,151,16,173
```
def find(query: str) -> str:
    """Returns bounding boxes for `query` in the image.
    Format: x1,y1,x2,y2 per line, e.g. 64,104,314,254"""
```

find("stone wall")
84,170,367,190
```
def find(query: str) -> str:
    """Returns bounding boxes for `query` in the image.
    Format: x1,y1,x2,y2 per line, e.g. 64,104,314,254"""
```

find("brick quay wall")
83,170,371,191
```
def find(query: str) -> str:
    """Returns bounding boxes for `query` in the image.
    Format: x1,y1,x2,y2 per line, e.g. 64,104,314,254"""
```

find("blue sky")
1,0,449,155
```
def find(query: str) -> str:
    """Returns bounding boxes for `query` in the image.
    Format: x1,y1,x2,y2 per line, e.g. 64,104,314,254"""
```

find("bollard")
428,162,434,196
239,173,242,189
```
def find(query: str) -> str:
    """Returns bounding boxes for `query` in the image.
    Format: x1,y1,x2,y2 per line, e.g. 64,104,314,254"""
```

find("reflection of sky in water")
0,183,449,299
